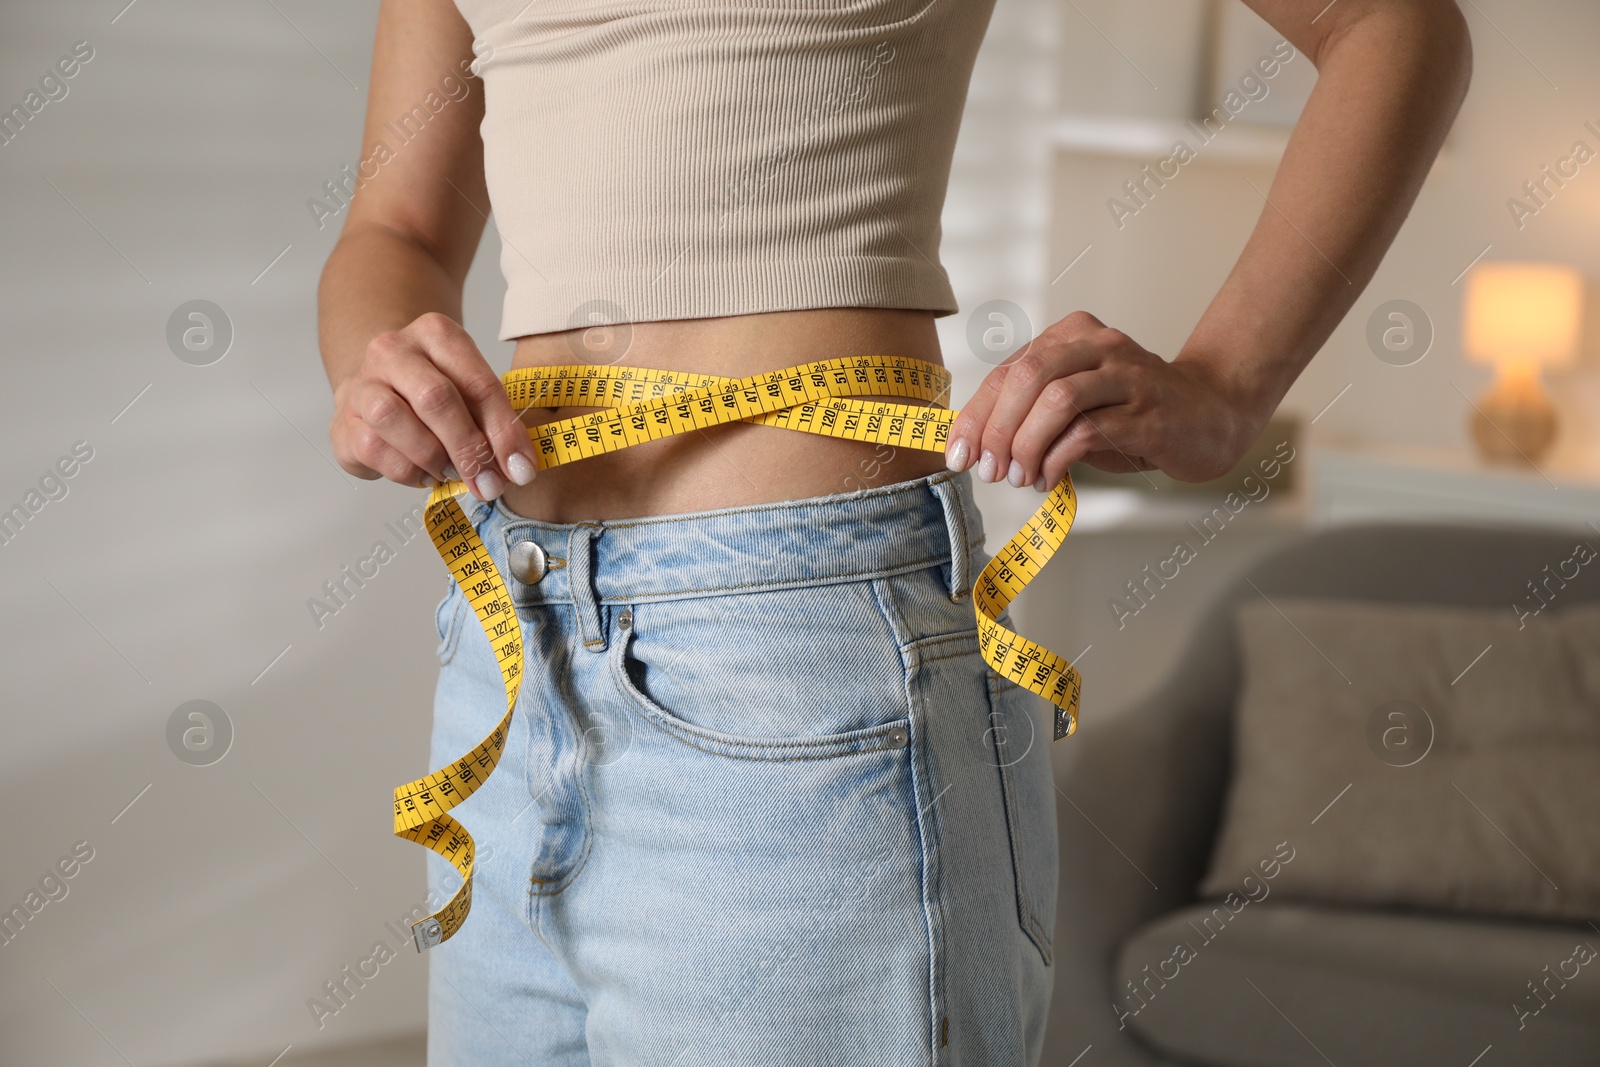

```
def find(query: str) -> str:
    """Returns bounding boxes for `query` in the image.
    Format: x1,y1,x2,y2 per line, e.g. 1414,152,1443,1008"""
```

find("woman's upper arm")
341,0,489,283
1238,0,1469,69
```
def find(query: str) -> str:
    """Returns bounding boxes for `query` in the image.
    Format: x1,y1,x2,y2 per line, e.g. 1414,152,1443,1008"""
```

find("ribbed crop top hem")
495,253,958,340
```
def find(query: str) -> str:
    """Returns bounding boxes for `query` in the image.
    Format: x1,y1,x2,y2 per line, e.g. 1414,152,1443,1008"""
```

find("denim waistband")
475,469,985,610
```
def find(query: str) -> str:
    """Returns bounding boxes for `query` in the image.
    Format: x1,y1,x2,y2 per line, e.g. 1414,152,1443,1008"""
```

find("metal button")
412,918,444,952
617,608,633,632
507,539,547,584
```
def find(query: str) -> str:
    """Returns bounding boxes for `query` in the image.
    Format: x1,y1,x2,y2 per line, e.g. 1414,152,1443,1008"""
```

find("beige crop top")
451,0,997,340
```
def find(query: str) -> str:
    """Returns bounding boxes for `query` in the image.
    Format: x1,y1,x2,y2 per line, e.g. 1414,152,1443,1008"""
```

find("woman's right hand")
329,311,537,500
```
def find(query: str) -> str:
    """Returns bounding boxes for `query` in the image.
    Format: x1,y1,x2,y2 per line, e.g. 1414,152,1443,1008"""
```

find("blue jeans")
424,469,1058,1065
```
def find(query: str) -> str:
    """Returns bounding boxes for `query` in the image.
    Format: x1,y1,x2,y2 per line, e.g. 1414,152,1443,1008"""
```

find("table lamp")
1463,260,1584,465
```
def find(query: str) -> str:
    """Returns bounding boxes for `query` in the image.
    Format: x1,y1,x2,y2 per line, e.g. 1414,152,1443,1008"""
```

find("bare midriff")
497,307,951,523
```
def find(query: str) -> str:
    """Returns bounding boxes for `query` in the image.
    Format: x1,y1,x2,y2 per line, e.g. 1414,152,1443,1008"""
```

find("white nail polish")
443,464,461,483
1007,460,1024,487
1034,476,1047,492
976,450,997,483
507,453,536,485
475,470,505,500
946,439,970,472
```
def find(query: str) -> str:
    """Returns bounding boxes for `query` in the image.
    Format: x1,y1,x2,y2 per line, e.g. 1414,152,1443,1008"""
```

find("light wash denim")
424,469,1058,1065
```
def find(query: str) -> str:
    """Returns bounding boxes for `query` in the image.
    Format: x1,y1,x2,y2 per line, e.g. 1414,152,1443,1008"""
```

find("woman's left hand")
944,310,1272,491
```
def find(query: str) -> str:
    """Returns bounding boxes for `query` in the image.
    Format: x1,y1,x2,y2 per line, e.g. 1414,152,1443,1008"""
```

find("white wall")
0,3,461,1063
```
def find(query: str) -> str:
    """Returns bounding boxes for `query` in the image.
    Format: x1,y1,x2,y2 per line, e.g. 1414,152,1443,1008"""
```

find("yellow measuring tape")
393,355,1080,950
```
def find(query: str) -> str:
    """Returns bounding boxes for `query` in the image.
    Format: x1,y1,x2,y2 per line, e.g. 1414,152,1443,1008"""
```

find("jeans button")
508,539,547,584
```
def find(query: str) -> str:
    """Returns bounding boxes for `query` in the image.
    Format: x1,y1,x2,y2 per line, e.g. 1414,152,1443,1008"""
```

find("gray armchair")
1039,523,1600,1067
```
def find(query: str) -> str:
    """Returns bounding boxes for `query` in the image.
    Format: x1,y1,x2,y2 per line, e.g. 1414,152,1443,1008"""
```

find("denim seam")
876,571,983,673
594,553,954,602
916,643,982,667
512,556,960,609
873,563,945,1063
903,650,946,1065
526,773,596,897
869,575,914,656
509,544,983,607
608,635,908,761
527,823,595,898
528,724,597,902
904,630,977,652
435,586,468,666
933,475,974,601
503,606,593,902
985,674,1054,966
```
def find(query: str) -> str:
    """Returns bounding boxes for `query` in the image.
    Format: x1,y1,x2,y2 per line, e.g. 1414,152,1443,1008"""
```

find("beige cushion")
1200,599,1600,922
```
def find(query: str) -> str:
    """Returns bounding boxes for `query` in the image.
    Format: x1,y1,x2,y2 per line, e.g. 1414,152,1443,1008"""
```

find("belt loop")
931,473,973,601
567,524,607,652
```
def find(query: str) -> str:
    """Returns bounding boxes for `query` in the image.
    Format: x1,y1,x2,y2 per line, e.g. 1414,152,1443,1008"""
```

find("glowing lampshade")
1463,261,1583,371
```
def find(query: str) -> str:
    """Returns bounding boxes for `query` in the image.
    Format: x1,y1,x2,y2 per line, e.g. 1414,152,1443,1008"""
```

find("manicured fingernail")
1034,476,1047,492
1007,460,1025,487
945,439,970,472
475,470,505,500
443,464,461,483
507,453,536,485
976,450,997,482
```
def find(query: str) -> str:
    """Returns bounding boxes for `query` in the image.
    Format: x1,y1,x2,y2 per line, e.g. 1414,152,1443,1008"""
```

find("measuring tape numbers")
392,355,1081,951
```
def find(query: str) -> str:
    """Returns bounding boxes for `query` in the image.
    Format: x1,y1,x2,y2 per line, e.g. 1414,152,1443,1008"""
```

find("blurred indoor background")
2,1,1598,1064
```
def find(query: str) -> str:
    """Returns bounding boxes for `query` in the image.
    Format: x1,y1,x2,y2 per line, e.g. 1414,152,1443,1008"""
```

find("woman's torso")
455,0,997,522
498,307,950,523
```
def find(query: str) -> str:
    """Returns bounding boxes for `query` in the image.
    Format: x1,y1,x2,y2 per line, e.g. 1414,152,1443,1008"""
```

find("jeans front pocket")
608,587,913,762
986,671,1060,965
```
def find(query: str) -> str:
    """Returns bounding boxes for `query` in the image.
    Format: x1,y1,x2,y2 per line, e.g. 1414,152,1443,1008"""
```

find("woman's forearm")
1177,3,1473,417
945,1,1473,489
317,223,469,398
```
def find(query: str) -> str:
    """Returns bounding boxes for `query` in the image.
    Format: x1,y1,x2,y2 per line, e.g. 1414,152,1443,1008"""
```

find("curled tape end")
412,918,445,953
